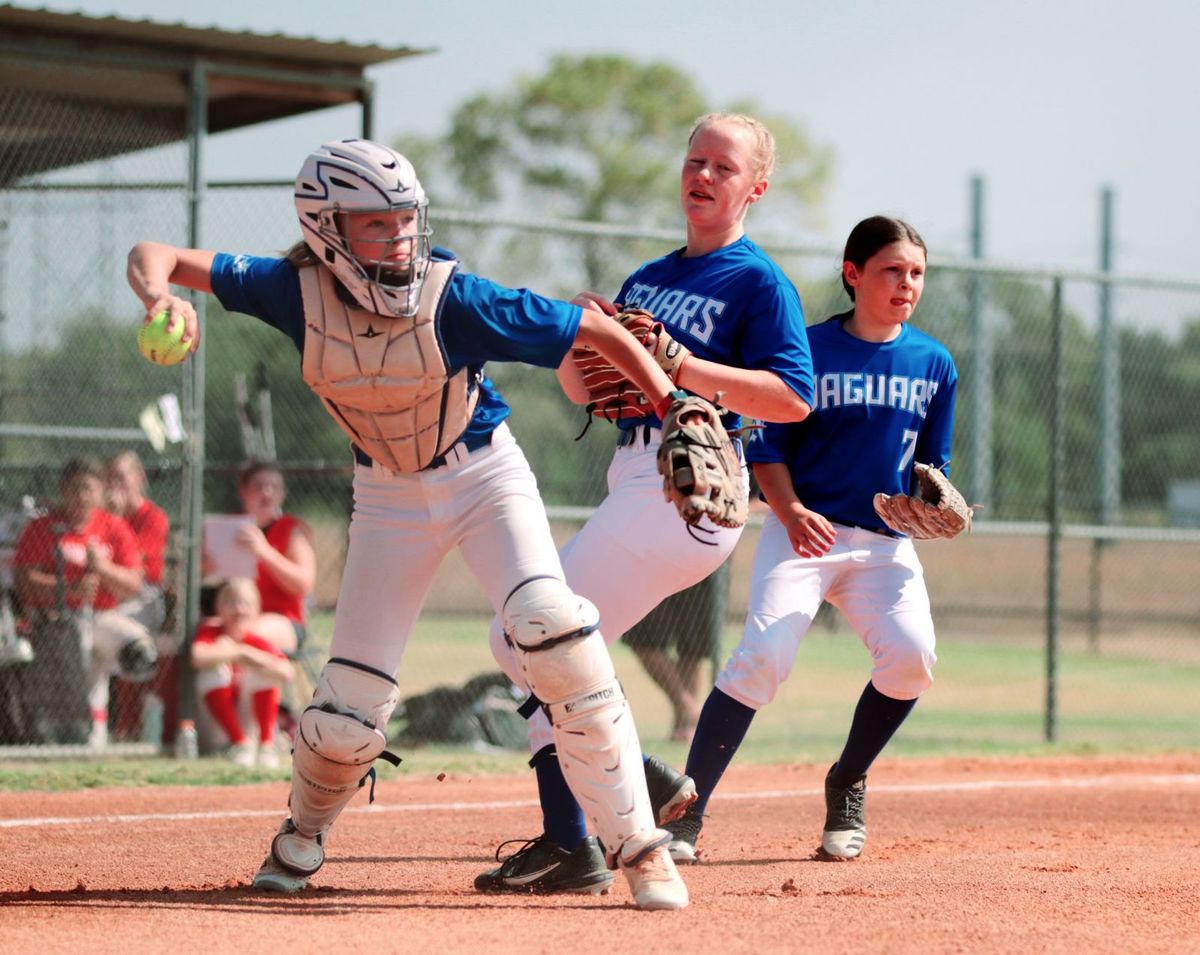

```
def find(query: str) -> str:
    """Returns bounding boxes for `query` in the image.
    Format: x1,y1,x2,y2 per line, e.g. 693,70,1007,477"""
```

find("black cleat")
644,755,698,825
474,835,614,895
664,809,704,864
821,763,867,859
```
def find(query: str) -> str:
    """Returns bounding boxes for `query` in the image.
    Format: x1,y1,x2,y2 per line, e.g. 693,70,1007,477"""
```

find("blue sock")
684,688,757,816
530,745,587,850
830,682,918,786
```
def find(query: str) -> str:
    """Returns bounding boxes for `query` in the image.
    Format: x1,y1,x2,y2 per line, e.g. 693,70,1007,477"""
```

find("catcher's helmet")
294,139,431,317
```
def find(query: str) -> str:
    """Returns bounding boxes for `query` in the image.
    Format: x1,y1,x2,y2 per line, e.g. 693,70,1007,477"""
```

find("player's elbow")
759,392,811,424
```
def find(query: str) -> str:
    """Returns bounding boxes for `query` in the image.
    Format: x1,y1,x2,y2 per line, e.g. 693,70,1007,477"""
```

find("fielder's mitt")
571,307,693,422
872,463,975,540
571,345,653,421
657,392,747,529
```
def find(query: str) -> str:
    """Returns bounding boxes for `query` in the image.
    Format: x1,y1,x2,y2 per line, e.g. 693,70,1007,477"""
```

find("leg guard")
277,658,400,874
503,577,657,864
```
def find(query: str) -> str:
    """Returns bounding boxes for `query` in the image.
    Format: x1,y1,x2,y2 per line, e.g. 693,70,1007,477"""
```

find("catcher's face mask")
334,208,429,301
295,139,432,318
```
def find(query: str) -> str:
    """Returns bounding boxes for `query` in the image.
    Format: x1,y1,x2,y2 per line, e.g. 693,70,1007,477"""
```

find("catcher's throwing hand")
655,391,747,529
873,463,975,540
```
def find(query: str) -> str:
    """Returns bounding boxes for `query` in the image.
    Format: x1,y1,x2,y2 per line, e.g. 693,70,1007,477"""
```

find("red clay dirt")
2,753,1198,954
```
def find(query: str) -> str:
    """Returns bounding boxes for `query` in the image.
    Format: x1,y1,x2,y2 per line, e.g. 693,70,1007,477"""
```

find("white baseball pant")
717,514,937,711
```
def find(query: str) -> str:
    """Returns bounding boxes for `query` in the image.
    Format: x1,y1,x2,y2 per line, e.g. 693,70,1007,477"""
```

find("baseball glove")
872,463,975,540
614,308,691,379
571,307,692,421
571,345,654,421
657,392,747,529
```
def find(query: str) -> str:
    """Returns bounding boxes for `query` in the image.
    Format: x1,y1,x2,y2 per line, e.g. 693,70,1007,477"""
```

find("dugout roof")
0,4,432,183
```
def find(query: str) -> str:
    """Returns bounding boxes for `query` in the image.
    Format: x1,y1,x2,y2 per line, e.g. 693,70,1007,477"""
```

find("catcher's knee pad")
503,576,655,861
289,658,401,839
502,576,603,704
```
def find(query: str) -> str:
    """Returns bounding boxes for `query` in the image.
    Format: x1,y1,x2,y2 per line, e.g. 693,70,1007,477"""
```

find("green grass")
2,611,1196,792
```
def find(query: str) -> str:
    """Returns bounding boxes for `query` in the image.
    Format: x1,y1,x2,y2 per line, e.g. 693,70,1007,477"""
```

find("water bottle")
174,719,199,760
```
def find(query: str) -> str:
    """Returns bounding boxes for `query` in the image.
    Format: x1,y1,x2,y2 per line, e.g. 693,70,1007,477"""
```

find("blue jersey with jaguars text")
615,235,813,429
746,312,958,532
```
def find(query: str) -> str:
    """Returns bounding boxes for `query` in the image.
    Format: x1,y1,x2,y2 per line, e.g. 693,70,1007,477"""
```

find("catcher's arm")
753,461,837,558
556,294,618,404
676,361,810,423
573,307,675,413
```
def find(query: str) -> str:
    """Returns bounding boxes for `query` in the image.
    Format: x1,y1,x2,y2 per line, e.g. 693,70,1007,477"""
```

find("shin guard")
503,577,656,863
288,658,401,840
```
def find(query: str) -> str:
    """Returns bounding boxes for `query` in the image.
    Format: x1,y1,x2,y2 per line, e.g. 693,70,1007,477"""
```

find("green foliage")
406,53,830,290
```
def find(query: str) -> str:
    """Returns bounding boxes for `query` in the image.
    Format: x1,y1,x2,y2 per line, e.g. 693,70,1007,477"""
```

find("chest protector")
299,260,478,473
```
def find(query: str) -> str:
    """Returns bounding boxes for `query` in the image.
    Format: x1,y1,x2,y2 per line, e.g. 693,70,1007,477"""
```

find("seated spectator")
105,450,174,745
207,462,315,654
11,456,153,748
192,577,295,769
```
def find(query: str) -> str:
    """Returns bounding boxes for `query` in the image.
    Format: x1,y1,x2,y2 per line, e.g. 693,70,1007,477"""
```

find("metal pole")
1045,277,1064,743
360,79,375,140
968,175,992,511
177,60,209,739
1090,187,1118,653
1098,187,1119,524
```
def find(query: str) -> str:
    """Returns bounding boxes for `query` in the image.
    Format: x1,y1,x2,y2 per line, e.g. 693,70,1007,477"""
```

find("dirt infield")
2,754,1198,954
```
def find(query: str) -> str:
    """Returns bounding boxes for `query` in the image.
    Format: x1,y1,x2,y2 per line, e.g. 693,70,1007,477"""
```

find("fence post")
176,59,209,740
968,175,993,511
1045,277,1064,743
1090,187,1118,654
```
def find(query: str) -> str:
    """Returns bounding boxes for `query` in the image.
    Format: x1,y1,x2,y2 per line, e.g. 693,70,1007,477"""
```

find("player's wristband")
654,389,688,421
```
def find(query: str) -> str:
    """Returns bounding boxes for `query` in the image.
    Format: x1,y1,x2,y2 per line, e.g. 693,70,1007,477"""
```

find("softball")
138,311,190,367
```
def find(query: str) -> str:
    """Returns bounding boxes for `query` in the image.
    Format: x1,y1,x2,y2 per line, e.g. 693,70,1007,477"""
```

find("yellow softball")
138,311,190,367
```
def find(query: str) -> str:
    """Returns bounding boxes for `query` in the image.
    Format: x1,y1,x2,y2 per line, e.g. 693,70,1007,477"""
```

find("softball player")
478,114,814,895
126,139,692,910
666,216,957,863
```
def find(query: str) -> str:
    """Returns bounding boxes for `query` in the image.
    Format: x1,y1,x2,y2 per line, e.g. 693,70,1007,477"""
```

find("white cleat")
821,827,867,859
252,852,312,893
619,829,689,911
256,745,281,770
228,741,257,768
251,818,324,892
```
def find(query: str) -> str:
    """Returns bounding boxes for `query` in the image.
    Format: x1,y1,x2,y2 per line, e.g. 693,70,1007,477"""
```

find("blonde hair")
284,240,318,268
215,577,261,616
688,112,777,181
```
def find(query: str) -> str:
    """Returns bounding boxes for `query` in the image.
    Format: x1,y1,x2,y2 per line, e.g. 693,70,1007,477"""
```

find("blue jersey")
209,248,581,448
746,312,958,533
615,236,814,429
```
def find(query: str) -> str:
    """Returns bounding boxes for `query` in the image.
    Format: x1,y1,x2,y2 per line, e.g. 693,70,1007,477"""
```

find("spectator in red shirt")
192,577,294,769
229,462,315,654
105,450,174,745
12,456,153,748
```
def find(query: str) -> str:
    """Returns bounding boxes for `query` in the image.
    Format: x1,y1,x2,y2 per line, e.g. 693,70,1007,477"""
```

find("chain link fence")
2,137,1198,754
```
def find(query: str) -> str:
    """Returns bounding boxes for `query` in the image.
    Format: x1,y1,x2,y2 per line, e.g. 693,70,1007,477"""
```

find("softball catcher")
127,139,697,910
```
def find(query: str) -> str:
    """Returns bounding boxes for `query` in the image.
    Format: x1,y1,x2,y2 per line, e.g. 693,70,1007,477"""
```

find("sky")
21,0,1200,281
